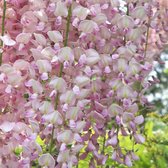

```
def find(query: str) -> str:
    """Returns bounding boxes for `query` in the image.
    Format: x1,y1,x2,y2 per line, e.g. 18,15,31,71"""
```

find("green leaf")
13,146,23,156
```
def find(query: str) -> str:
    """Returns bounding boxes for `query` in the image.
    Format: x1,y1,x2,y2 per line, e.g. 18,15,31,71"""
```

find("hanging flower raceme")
0,0,167,167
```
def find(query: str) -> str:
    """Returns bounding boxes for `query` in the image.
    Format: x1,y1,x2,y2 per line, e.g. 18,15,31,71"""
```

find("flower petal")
0,122,15,132
38,153,55,167
0,35,16,46
47,31,63,43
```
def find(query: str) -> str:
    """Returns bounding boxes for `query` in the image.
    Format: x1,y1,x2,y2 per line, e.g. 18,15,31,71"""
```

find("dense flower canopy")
0,0,167,167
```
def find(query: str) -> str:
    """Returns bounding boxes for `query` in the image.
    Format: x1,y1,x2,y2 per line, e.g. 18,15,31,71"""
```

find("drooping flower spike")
0,0,167,167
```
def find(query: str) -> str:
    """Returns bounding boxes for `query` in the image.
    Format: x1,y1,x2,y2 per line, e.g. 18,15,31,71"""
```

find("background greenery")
132,51,168,168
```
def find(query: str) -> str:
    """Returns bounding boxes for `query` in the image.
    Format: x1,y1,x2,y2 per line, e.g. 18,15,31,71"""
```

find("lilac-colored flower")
108,134,118,146
134,115,144,125
134,134,145,144
125,155,132,167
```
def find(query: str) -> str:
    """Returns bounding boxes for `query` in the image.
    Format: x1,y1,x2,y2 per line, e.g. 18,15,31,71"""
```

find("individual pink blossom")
38,153,55,168
0,34,16,46
0,121,15,132
47,30,63,43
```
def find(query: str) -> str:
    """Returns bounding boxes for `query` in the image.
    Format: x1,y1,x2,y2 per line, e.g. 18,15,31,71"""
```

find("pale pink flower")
66,106,79,121
108,104,123,117
36,60,52,73
57,130,73,144
49,77,67,93
78,20,98,33
0,35,16,46
0,121,15,132
38,153,55,168
54,1,68,17
47,31,63,43
16,33,32,44
34,33,47,46
73,6,89,20
42,111,63,125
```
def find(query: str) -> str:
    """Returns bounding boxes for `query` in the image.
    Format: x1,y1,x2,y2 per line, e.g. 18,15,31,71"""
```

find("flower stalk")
49,4,72,154
0,0,7,65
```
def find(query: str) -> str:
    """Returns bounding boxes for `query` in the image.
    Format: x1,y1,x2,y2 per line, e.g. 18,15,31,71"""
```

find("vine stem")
102,136,106,155
0,0,7,65
49,125,55,153
48,4,72,154
76,153,79,168
100,136,106,168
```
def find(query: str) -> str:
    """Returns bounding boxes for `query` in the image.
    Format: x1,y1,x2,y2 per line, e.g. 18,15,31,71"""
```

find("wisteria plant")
0,0,167,167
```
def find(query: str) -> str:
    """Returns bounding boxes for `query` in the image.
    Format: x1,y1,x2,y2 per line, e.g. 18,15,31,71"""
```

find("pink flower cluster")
0,0,167,167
